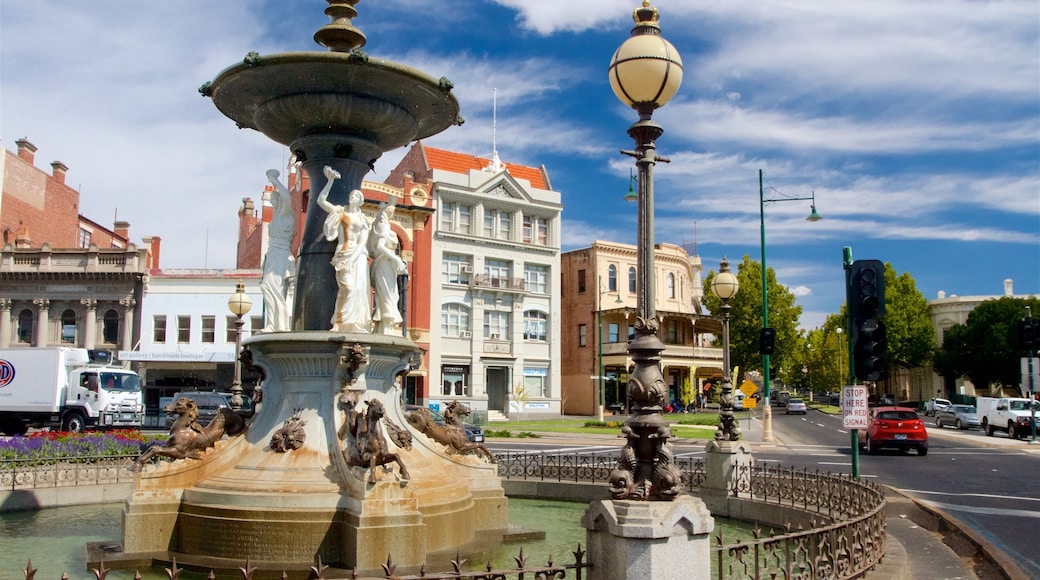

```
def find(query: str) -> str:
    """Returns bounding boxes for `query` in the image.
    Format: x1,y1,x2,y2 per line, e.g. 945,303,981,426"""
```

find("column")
119,297,136,353
81,299,98,349
0,299,12,348
33,298,50,347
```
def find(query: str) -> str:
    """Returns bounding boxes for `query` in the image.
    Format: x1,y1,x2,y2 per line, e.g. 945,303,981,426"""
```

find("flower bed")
0,430,166,464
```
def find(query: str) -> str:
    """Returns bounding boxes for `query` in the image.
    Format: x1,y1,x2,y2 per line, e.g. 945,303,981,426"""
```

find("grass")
485,413,720,440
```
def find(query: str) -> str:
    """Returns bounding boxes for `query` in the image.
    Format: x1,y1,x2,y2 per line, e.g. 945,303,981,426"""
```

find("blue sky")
2,1,1038,329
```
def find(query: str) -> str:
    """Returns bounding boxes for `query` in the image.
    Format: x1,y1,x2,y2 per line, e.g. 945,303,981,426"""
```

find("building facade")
386,143,563,419
559,241,723,416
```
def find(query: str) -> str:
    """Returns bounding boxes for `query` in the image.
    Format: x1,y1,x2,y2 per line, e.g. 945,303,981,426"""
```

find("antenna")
485,88,504,172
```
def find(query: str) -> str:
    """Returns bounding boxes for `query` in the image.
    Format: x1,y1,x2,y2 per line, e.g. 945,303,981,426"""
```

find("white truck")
0,347,144,435
923,397,951,416
977,396,1039,439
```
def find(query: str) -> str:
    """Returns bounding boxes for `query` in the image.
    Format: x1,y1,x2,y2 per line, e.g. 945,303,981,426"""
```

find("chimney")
51,161,69,185
1004,279,1013,296
141,235,161,269
15,138,37,164
239,197,258,241
113,220,130,241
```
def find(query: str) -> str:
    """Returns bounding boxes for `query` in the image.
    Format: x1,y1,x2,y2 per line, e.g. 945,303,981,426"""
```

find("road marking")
903,489,1040,503
818,462,851,466
920,500,1040,519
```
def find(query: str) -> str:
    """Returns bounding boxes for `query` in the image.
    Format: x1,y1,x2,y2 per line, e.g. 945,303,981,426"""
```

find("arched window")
667,273,676,299
440,303,470,337
61,309,77,344
103,309,120,344
607,265,617,292
628,267,637,293
17,309,34,343
523,310,548,341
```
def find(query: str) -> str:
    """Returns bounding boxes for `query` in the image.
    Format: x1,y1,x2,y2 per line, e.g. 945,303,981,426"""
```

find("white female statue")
368,199,407,334
260,168,296,332
317,166,372,332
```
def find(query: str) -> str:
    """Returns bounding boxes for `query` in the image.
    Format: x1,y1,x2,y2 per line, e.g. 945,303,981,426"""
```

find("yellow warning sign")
739,380,758,408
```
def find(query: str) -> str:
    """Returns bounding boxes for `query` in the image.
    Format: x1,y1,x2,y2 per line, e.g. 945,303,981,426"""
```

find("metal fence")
496,449,708,489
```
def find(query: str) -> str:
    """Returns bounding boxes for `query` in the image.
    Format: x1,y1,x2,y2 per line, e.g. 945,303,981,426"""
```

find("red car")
858,406,928,456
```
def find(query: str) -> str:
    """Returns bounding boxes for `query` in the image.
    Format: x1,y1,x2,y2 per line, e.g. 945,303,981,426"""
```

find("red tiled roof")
423,146,548,190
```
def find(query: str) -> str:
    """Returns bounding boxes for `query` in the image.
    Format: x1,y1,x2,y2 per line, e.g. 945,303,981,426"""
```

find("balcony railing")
470,274,526,292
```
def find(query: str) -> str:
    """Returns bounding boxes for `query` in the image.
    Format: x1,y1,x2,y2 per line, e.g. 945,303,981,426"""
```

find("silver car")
935,404,981,430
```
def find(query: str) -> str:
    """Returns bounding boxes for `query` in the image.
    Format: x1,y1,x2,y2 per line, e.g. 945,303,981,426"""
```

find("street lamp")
606,1,684,501
758,168,821,442
227,282,252,410
711,256,740,440
836,327,844,390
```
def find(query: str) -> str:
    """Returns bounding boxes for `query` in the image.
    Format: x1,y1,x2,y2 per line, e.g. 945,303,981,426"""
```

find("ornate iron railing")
1,456,137,491
496,450,708,489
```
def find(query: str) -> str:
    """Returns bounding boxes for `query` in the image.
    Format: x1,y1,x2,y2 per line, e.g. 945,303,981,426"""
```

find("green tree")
703,255,804,385
803,314,848,394
881,263,936,374
935,296,1040,393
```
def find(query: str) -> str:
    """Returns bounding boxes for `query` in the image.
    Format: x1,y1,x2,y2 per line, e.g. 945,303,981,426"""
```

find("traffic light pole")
844,247,859,478
1027,306,1037,444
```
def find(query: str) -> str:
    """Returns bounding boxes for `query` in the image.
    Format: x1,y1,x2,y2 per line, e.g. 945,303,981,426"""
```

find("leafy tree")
802,314,848,394
881,263,936,373
936,296,1040,393
703,255,804,386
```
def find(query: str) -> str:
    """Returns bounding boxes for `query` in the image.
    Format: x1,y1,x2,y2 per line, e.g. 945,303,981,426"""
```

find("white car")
785,399,808,415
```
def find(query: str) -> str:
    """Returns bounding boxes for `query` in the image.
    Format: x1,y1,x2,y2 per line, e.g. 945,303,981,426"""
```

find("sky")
2,0,1038,330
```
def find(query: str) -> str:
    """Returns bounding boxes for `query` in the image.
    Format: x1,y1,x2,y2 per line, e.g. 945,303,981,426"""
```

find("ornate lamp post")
227,282,252,410
711,257,740,440
606,1,685,501
758,169,821,442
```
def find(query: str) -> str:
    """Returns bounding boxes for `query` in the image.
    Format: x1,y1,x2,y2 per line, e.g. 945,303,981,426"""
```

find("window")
78,227,91,248
17,309,34,344
524,264,548,294
440,201,473,234
102,309,120,344
61,309,77,344
153,315,167,343
485,259,510,279
522,215,549,245
608,265,617,292
577,269,586,293
440,303,470,337
483,209,512,240
524,367,549,398
668,273,676,299
628,267,636,293
441,365,471,396
226,316,237,342
442,254,471,284
484,311,509,340
578,324,587,347
608,322,620,343
523,311,547,341
201,316,216,343
666,319,679,344
177,316,191,343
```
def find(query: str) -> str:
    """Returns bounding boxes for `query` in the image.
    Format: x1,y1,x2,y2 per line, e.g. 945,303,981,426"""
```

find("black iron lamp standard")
710,257,740,440
606,1,685,501
227,282,252,410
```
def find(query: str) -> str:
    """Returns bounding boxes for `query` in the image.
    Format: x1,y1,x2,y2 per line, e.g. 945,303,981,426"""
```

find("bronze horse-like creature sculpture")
131,397,245,471
406,401,496,463
341,396,411,484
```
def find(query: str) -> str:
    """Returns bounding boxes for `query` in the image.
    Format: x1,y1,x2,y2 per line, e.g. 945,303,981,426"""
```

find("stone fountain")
120,1,506,574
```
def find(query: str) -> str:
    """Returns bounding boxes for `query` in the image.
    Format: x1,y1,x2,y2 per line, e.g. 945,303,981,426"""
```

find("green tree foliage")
935,296,1040,393
881,263,937,372
802,314,848,393
703,255,804,384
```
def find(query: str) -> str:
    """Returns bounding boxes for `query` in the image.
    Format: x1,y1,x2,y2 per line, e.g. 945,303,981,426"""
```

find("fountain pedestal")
123,333,506,574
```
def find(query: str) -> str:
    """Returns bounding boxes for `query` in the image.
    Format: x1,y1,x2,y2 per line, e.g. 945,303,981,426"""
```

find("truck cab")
66,364,144,431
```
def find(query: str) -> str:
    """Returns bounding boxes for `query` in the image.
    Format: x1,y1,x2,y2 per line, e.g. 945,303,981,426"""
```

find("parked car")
164,391,234,428
858,406,928,456
923,398,952,416
733,391,746,410
785,398,807,415
405,405,484,442
935,404,981,430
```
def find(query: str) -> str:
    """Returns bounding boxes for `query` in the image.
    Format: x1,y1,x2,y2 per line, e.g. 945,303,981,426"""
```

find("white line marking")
903,490,1040,503
921,500,1040,519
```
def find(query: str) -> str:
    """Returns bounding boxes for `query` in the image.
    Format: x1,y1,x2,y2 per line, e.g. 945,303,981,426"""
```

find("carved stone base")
700,440,754,516
582,496,714,580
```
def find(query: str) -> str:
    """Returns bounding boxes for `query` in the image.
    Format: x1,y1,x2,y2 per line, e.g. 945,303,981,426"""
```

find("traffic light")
849,259,887,381
1021,319,1039,351
759,327,776,355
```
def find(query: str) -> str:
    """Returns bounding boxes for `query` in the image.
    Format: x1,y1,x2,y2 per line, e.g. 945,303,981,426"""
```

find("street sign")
739,379,758,409
1020,357,1039,392
842,385,869,430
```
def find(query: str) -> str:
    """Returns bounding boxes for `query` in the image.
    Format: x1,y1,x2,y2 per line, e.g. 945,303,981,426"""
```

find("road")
487,408,1040,577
